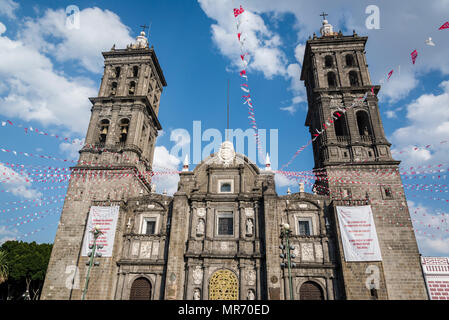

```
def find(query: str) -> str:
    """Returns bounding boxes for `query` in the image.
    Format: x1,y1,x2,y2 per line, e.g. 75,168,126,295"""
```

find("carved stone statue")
247,289,255,300
192,266,203,285
246,218,253,236
363,126,369,136
196,219,205,236
193,288,201,300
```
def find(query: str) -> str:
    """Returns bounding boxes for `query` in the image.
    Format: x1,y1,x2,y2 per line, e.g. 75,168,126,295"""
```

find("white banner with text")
336,205,382,262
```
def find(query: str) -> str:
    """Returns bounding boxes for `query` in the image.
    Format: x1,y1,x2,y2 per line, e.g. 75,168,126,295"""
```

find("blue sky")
0,0,449,256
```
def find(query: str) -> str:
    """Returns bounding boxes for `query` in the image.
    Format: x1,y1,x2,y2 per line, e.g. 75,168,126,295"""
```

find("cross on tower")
320,12,328,21
140,24,150,33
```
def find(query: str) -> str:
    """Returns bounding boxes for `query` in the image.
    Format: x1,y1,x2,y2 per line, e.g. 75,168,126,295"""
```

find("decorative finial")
265,153,271,171
111,44,116,51
320,15,335,37
182,154,189,172
299,182,305,193
163,189,167,196
287,187,291,195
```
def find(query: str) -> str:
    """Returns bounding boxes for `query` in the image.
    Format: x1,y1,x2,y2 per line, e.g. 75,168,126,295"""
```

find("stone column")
106,106,120,145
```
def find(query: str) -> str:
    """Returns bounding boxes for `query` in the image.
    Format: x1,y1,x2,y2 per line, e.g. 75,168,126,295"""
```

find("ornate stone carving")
196,219,205,236
247,289,255,300
246,270,256,286
245,207,254,217
131,242,139,256
217,141,235,166
301,243,315,262
193,266,203,285
140,241,152,258
246,218,254,236
197,208,206,217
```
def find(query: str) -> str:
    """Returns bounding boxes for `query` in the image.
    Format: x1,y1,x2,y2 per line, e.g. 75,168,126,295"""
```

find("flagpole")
227,79,230,141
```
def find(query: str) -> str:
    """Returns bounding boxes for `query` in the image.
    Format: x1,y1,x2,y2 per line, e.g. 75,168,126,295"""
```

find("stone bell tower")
300,17,427,299
41,30,167,300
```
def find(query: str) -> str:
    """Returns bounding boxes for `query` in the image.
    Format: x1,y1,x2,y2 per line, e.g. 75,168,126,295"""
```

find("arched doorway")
130,277,152,300
299,281,324,300
209,269,238,300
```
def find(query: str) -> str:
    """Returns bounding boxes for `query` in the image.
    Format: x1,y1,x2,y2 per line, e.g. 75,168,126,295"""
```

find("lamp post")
81,225,103,300
280,223,296,300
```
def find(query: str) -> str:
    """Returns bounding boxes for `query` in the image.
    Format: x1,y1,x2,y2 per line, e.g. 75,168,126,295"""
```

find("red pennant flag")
240,54,246,61
233,6,245,18
411,50,418,65
371,87,374,95
7,120,12,125
240,70,247,76
237,33,242,41
387,69,394,80
439,21,449,30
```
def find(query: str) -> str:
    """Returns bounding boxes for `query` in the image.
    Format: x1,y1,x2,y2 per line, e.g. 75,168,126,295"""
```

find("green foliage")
0,250,8,284
0,241,53,300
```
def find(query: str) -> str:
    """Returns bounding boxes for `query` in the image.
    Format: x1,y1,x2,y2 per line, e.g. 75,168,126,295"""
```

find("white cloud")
0,225,19,244
0,21,6,34
294,43,305,67
408,201,449,256
0,7,135,134
391,80,449,167
0,0,19,19
385,111,396,119
275,172,296,188
152,146,180,195
59,138,84,160
0,163,42,199
20,7,134,73
280,105,297,115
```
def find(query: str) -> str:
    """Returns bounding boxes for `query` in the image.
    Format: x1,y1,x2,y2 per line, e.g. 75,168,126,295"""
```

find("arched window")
119,119,130,143
221,183,231,192
299,281,324,300
324,55,333,68
115,67,121,78
333,112,348,136
349,71,359,86
133,66,139,78
99,119,110,144
327,72,337,87
110,82,117,96
130,277,152,300
346,54,355,67
356,111,373,136
128,81,136,95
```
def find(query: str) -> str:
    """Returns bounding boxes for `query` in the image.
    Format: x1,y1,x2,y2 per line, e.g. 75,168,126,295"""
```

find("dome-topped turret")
132,30,149,49
320,18,335,37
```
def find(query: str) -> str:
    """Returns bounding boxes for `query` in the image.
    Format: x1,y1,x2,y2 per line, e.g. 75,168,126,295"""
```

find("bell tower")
300,17,427,300
84,30,167,173
41,30,167,300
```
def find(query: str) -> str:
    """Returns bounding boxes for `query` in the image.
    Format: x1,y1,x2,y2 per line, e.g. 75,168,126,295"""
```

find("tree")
0,241,53,300
0,250,8,285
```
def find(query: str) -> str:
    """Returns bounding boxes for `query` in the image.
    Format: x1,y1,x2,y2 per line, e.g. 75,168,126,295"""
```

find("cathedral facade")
41,20,428,300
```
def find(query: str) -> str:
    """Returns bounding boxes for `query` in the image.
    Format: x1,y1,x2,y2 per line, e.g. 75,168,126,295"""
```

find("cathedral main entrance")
209,270,239,300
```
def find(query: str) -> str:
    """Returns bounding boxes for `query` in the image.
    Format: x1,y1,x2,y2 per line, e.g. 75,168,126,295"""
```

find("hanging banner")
336,205,382,262
81,206,120,258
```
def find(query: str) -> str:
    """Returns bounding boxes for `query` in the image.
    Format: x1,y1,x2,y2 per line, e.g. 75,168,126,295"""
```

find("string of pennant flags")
233,5,265,161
